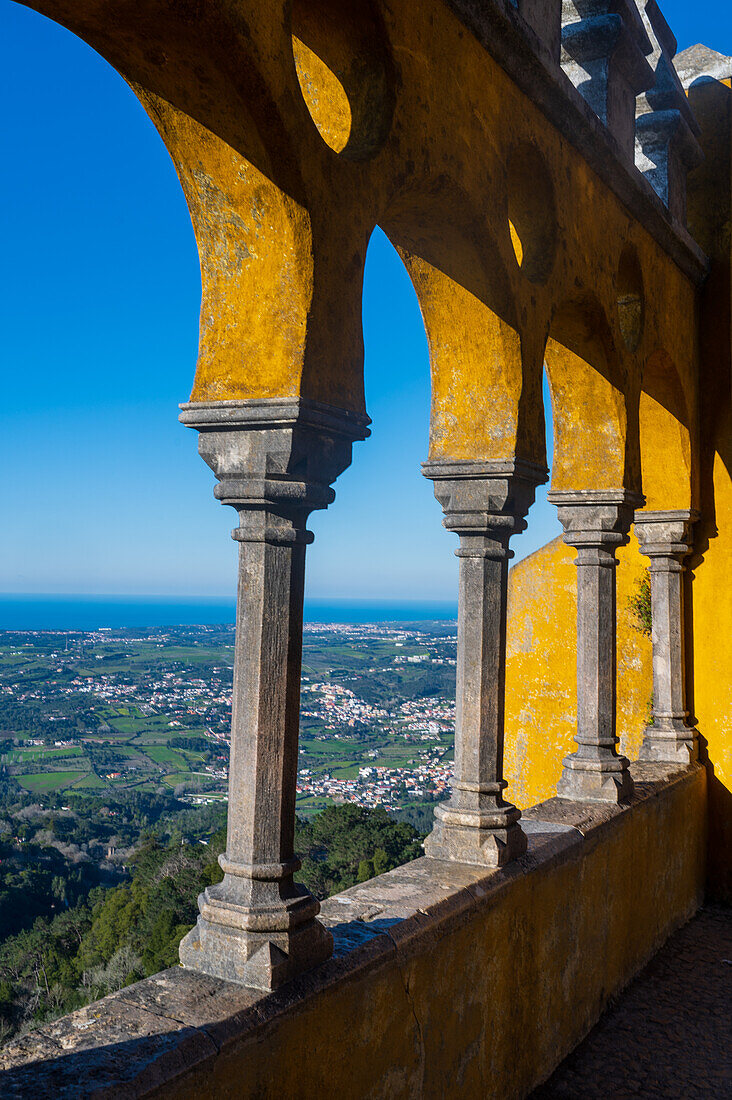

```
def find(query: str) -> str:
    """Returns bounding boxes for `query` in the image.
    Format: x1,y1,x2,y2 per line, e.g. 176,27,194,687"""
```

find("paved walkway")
531,906,732,1099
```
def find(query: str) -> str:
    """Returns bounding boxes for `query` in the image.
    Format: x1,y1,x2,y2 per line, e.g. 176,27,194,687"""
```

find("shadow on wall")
686,75,732,904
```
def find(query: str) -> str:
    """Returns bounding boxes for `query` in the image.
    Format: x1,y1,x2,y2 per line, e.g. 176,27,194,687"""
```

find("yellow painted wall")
504,535,653,810
686,75,732,902
692,439,732,901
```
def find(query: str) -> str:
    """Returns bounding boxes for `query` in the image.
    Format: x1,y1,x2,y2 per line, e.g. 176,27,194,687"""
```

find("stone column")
177,398,369,989
423,460,547,867
548,490,642,803
633,509,699,764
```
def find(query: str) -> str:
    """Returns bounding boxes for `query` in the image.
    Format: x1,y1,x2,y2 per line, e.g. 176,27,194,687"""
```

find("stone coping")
0,763,700,1098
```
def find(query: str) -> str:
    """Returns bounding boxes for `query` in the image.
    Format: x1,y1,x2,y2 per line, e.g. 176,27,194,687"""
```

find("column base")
179,913,333,991
179,882,333,990
424,803,527,867
557,754,634,804
638,724,698,764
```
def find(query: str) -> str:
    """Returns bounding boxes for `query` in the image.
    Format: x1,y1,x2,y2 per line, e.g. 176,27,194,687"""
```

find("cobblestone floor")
531,906,732,1099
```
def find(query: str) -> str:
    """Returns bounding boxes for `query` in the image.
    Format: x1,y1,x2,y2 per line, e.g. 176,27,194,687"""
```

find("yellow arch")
545,295,630,492
639,350,692,510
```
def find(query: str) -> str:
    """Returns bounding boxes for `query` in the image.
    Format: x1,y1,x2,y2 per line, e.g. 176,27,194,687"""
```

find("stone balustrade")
499,0,705,216
0,765,705,1096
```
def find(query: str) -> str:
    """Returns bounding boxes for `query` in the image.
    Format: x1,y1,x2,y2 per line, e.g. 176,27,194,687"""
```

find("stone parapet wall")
0,764,706,1099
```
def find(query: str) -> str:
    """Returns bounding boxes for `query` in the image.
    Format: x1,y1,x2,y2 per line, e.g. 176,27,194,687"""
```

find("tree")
295,804,423,897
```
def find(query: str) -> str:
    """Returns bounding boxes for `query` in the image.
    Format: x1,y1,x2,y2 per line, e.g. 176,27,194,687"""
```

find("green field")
17,771,85,792
295,794,334,815
6,745,84,764
0,624,455,812
70,773,108,789
143,746,184,766
162,771,210,788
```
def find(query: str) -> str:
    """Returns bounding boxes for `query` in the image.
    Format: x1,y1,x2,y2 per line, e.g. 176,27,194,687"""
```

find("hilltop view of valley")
0,621,457,814
0,621,456,1042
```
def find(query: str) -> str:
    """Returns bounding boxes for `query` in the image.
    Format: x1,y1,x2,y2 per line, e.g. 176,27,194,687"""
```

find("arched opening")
290,0,394,159
379,179,525,465
639,350,692,510
307,227,450,608
503,297,651,809
544,295,629,492
1,4,216,602
303,227,457,831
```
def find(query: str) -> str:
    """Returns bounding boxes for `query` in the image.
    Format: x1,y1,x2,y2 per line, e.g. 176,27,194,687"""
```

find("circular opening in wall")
506,144,557,284
291,0,393,160
617,244,644,351
292,35,352,154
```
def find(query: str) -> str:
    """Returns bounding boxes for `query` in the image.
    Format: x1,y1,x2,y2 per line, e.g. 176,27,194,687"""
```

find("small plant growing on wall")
628,569,652,638
628,568,653,724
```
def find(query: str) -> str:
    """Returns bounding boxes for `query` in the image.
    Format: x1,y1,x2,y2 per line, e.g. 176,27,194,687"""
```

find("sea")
0,595,457,631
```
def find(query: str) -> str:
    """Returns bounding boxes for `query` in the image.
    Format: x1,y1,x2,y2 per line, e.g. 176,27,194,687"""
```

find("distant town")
0,621,457,816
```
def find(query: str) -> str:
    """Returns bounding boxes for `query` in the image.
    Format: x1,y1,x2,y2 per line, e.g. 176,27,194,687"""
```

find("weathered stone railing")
0,763,705,1098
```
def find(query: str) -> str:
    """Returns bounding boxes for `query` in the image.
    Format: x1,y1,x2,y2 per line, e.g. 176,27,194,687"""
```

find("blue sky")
1,1,729,601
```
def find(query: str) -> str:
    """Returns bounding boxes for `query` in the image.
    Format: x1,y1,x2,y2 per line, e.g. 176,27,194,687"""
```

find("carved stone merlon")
561,0,654,158
548,489,643,803
516,0,562,63
633,509,699,764
423,459,548,867
634,0,703,222
177,398,370,989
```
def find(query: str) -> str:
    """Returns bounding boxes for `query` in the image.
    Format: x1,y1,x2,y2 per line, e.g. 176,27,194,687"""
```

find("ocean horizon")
0,594,458,631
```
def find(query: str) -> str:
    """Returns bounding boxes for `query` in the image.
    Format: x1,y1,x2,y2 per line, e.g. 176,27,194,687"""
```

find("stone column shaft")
454,541,510,809
177,398,369,989
575,543,617,759
225,529,307,889
634,509,698,763
424,460,547,866
548,490,642,803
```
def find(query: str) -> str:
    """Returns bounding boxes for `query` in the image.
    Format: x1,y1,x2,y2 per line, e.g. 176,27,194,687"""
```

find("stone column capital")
422,459,548,551
548,489,644,553
180,398,371,544
633,509,699,562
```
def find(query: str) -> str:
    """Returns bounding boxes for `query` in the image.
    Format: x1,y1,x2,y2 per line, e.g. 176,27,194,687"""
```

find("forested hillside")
0,798,422,1044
